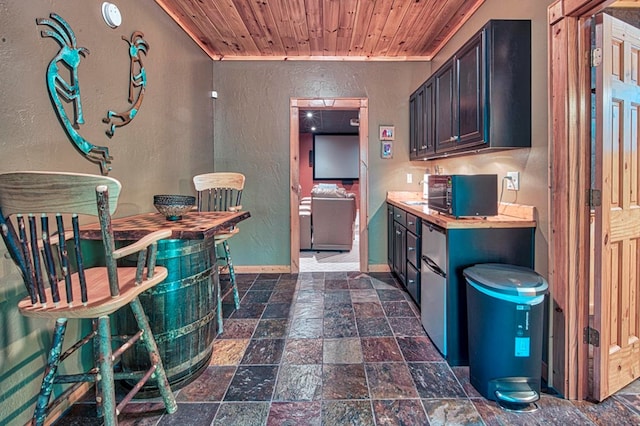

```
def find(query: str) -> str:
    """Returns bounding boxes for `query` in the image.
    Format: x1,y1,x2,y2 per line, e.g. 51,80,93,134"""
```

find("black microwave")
428,174,498,218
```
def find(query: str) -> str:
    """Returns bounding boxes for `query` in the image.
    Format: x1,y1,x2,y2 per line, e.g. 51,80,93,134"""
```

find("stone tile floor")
56,272,640,425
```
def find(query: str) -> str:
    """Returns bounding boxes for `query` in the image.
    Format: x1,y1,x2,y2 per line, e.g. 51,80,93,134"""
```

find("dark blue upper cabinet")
410,20,531,160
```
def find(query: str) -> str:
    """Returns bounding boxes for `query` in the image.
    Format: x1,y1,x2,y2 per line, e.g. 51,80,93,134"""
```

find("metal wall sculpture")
36,13,113,174
103,31,149,138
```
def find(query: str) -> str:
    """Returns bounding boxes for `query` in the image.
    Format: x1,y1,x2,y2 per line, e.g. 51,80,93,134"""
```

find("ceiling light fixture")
311,126,317,131
306,112,313,118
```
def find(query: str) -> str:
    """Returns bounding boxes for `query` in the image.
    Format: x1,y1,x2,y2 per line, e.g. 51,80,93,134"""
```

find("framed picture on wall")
379,125,394,141
381,141,393,159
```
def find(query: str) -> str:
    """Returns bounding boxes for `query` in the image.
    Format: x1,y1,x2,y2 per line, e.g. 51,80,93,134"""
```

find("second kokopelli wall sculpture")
103,31,149,138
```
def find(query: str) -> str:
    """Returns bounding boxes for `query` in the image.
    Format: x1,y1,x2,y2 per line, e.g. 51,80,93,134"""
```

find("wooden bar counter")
80,210,250,240
81,210,251,395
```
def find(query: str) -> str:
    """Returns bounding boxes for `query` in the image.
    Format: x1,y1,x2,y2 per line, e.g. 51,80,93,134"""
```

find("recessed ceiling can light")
311,126,316,131
306,112,313,118
102,2,122,28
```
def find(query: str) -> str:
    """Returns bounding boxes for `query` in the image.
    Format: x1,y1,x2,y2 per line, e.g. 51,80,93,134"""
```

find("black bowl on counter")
153,195,196,221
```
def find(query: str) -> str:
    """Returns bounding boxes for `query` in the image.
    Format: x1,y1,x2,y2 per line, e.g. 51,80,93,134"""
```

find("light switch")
407,173,413,184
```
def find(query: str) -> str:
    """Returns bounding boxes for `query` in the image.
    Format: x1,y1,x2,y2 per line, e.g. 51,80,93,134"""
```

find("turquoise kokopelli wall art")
103,31,149,138
36,13,113,174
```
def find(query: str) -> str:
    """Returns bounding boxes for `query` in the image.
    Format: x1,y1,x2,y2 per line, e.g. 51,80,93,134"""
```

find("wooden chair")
192,172,244,334
0,171,177,426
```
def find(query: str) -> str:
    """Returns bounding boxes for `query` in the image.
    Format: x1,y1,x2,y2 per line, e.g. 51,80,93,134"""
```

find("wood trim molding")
547,0,610,401
564,0,616,17
289,98,369,274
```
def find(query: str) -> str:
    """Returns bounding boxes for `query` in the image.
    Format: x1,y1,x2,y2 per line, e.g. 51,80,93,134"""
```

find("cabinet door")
406,230,420,269
406,262,420,306
419,80,435,157
409,92,417,158
393,222,406,285
435,60,456,152
387,205,394,267
456,31,485,148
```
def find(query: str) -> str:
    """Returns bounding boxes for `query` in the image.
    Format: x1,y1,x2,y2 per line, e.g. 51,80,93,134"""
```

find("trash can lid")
463,263,548,297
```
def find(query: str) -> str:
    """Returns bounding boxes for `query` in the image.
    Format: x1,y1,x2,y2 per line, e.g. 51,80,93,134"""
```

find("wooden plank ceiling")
155,0,486,61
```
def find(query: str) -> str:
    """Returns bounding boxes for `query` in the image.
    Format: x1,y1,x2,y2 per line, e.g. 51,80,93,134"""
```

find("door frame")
289,97,369,273
548,0,617,400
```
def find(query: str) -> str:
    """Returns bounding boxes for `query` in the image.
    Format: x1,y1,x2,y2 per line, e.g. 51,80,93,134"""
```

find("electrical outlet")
407,173,413,184
506,171,520,191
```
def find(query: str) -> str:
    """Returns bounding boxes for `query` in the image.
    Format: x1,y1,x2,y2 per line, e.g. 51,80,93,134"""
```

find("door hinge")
584,327,600,347
591,47,602,67
587,189,602,207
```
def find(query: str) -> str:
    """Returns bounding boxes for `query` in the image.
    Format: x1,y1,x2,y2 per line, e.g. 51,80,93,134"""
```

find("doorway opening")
289,98,369,274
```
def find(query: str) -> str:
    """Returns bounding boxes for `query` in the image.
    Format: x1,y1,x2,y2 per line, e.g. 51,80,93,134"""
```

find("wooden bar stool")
192,172,244,334
0,171,177,426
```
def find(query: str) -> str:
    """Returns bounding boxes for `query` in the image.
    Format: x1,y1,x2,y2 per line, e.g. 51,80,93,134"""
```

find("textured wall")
409,0,554,277
0,1,212,424
212,60,431,268
212,0,552,276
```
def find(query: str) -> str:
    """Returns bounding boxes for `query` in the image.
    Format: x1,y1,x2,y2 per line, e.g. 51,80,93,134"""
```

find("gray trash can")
463,263,548,410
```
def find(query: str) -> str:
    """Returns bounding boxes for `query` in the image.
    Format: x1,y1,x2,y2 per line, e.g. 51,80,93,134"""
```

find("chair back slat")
41,215,61,304
0,211,31,297
56,214,74,304
15,215,37,303
71,215,88,304
27,215,48,305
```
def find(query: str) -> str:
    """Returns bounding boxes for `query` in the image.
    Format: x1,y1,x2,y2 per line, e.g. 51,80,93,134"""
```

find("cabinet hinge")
591,48,602,67
587,189,602,207
584,327,600,347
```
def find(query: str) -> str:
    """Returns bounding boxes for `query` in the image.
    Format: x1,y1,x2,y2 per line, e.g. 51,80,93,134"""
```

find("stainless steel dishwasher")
421,223,447,356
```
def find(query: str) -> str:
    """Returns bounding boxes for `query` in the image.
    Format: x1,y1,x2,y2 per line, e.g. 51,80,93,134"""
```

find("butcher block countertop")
386,191,536,229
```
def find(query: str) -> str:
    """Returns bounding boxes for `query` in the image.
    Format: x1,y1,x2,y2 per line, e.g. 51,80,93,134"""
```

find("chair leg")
215,263,224,334
221,240,240,309
92,320,104,419
96,316,117,426
129,297,177,415
32,318,68,426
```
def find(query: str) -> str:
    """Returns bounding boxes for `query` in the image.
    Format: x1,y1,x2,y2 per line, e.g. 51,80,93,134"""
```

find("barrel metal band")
154,309,217,344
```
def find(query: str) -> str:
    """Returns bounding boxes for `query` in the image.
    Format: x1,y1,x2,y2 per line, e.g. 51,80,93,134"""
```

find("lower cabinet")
431,226,535,366
388,204,421,305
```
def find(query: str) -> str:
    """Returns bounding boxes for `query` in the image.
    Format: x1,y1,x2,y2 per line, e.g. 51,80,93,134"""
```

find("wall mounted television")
312,134,359,181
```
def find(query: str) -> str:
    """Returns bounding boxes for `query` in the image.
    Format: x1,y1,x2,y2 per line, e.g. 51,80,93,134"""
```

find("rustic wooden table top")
80,210,251,240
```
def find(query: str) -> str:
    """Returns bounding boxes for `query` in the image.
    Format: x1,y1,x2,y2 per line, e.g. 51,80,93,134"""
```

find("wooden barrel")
115,237,218,397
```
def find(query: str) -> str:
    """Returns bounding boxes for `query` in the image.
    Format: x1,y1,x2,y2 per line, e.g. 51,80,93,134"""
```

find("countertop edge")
386,193,536,230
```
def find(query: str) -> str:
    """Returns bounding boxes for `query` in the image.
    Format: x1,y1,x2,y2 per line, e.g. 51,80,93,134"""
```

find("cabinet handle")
408,246,415,251
408,221,414,225
408,279,415,284
395,214,401,218
396,230,402,235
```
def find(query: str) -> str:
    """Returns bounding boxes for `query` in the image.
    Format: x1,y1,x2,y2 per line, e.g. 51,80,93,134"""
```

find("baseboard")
233,264,392,274
367,264,391,273
233,265,291,273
